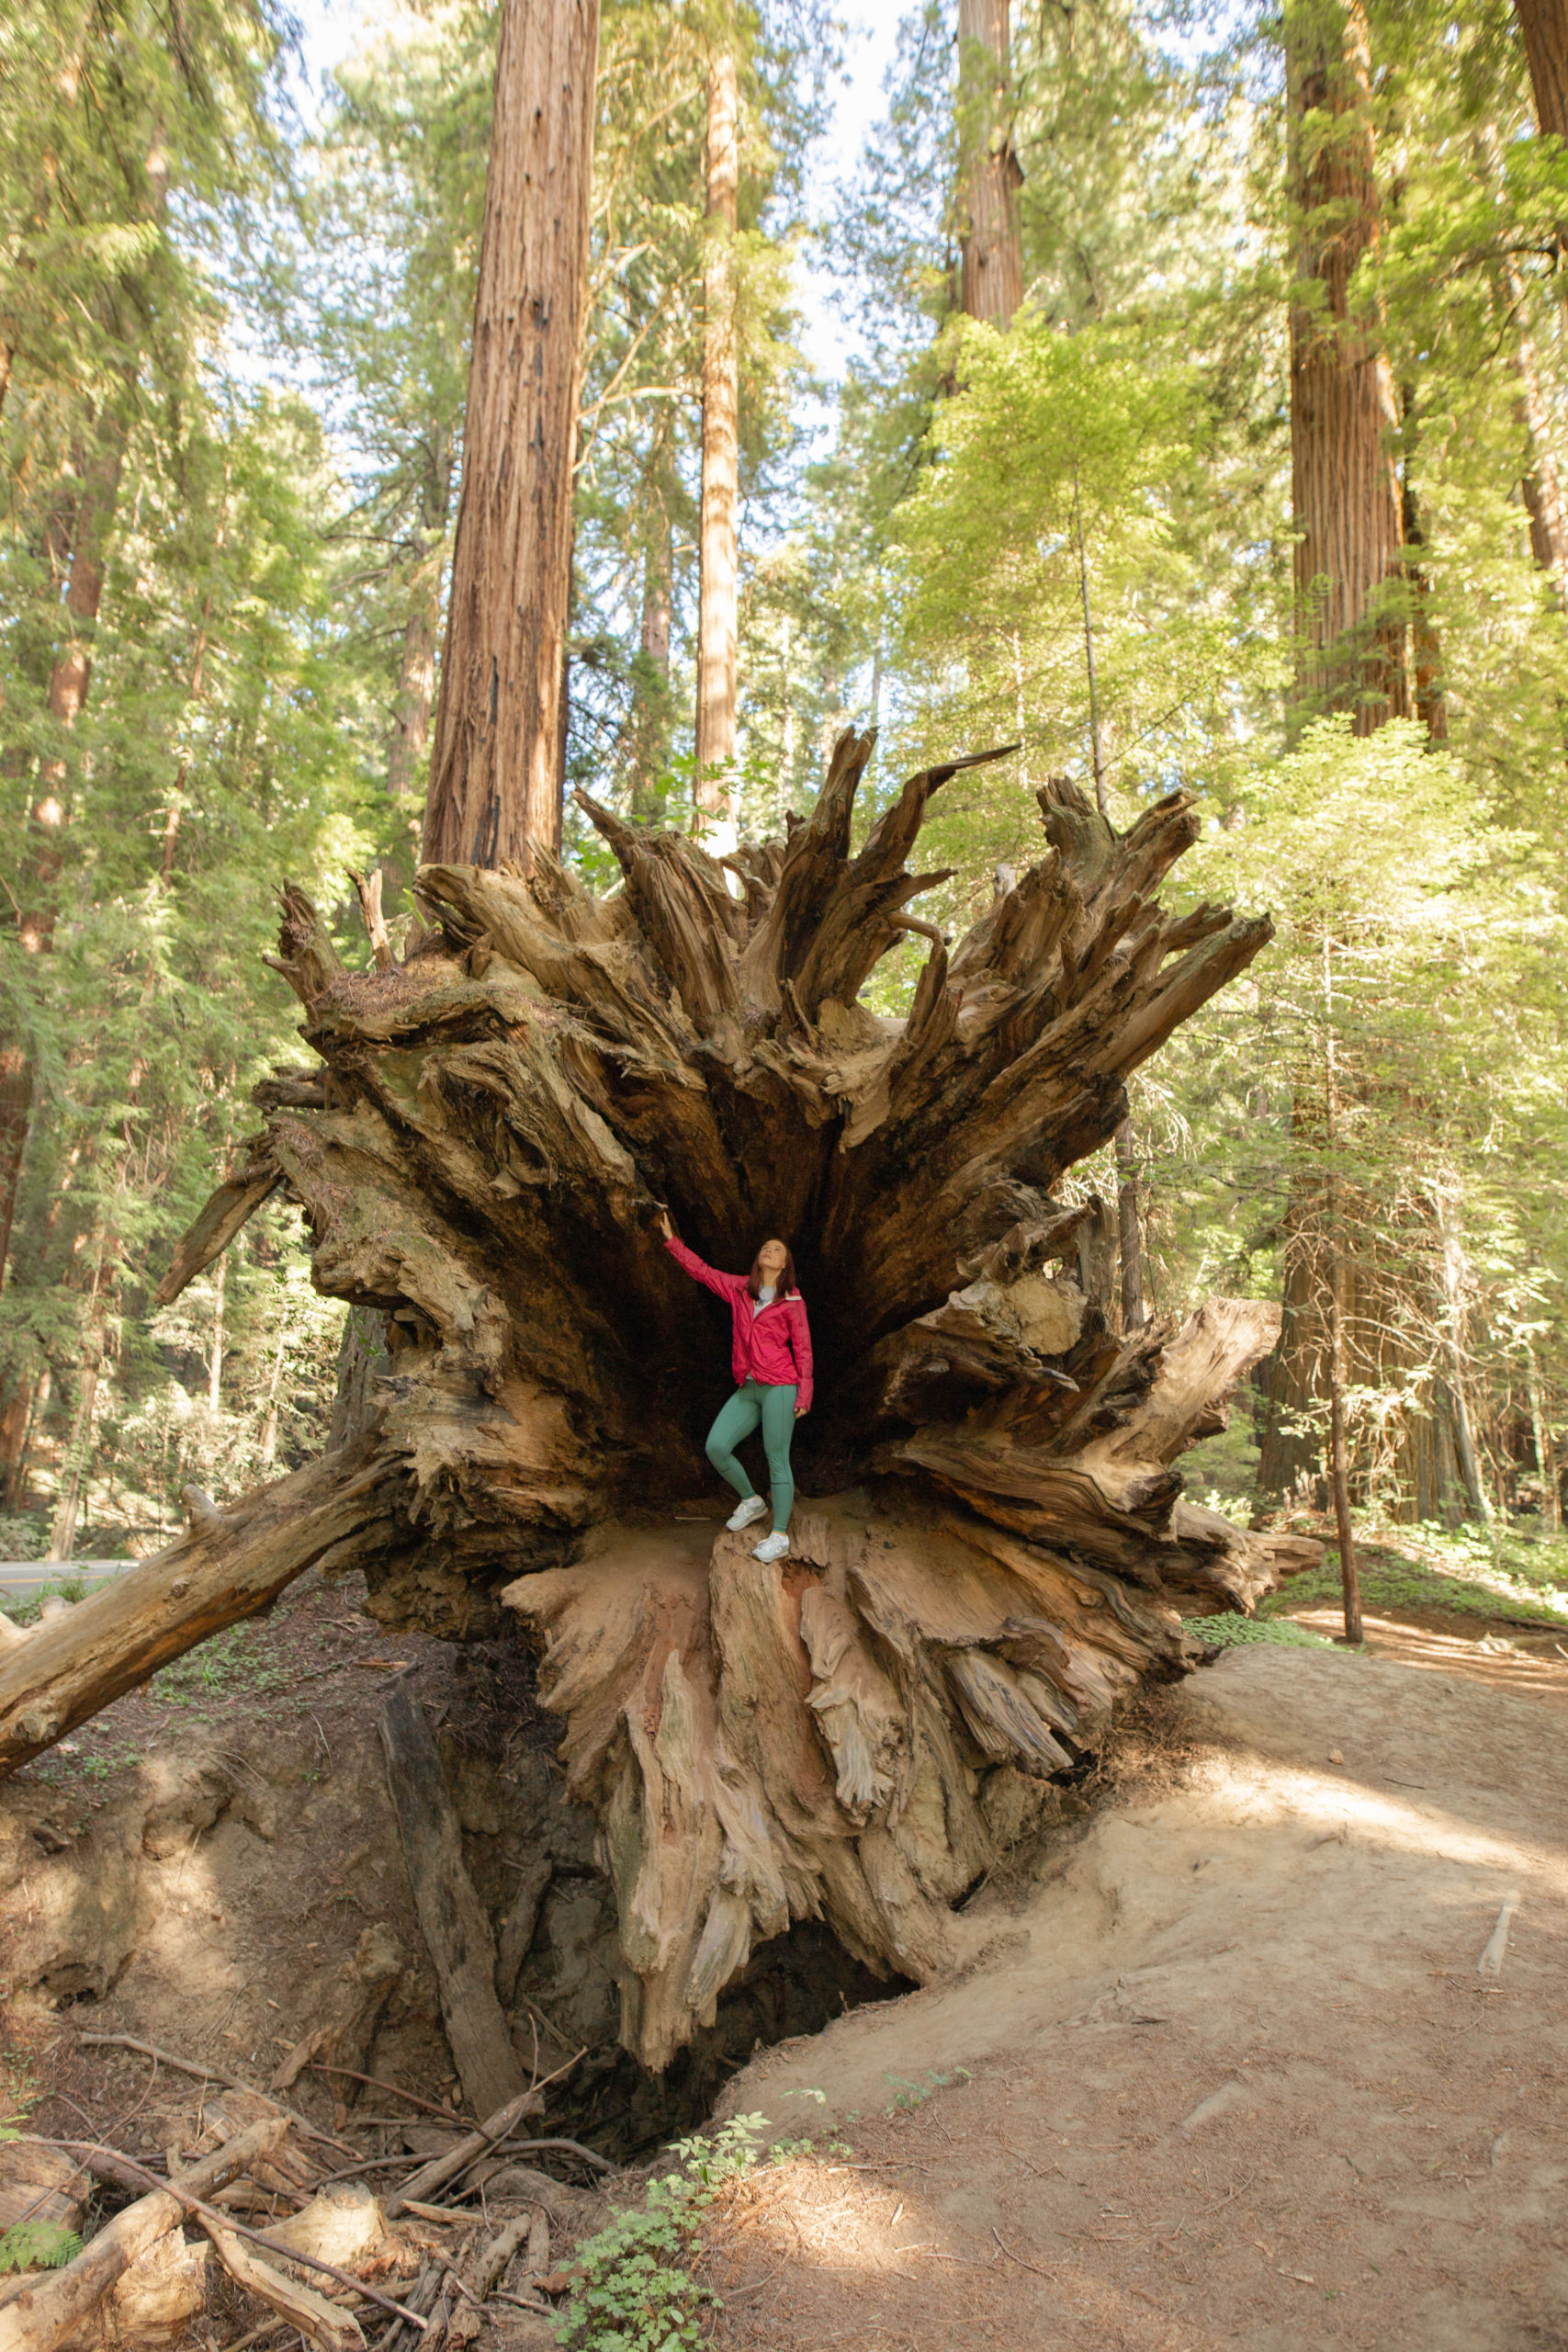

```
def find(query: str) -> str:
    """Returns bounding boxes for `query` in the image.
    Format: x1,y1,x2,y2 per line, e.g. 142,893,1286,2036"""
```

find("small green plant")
0,2221,82,2274
152,1622,285,1704
883,2066,971,2115
0,1511,49,1562
1184,1612,1332,1649
550,2114,765,2351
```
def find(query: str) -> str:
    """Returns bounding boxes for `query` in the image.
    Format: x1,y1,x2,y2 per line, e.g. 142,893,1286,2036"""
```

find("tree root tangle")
0,731,1318,2070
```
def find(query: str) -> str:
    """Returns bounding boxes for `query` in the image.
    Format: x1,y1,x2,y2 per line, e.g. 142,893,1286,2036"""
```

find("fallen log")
196,2211,364,2352
384,2087,548,2220
0,2119,288,2352
0,1443,405,1774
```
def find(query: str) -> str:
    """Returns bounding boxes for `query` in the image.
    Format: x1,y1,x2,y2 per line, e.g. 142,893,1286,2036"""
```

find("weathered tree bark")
1285,0,1409,729
378,1682,526,2120
957,0,1024,326
51,729,1314,2071
419,0,601,871
0,1047,33,1290
694,23,740,842
1517,0,1568,141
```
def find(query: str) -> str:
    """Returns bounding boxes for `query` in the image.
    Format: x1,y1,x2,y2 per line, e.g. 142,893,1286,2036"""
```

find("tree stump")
0,732,1317,2068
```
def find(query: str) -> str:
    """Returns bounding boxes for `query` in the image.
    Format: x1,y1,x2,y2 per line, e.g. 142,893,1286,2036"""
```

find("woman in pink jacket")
657,1212,812,1565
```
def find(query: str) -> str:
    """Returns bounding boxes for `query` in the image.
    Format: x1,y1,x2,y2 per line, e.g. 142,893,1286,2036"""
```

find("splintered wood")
4,729,1319,2068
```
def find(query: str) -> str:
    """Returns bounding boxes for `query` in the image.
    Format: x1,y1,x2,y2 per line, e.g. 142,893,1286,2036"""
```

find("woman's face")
757,1238,788,1281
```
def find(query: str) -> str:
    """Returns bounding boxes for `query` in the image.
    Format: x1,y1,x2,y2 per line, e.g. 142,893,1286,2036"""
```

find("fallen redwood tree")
0,731,1316,2068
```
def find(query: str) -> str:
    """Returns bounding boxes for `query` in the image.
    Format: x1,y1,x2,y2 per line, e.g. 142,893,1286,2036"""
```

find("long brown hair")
748,1243,797,1300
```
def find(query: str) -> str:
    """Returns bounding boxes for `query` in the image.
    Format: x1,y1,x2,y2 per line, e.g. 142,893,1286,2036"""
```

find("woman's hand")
795,1401,808,1419
654,1209,672,1240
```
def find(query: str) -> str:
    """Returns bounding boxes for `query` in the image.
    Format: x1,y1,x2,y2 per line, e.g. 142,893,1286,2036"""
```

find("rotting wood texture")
4,729,1319,2068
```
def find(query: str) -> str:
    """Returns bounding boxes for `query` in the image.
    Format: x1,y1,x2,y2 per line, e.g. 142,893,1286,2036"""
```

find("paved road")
0,1558,132,1608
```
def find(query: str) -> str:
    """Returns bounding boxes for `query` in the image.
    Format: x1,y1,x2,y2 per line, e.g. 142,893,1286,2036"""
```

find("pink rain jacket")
664,1234,814,1411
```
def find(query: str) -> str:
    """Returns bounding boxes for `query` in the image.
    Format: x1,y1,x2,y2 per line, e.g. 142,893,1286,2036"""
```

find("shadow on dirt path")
697,1645,1568,2352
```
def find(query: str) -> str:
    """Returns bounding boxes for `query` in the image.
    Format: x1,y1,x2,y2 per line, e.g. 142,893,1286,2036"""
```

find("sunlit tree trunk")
421,0,602,872
1503,256,1568,605
1285,0,1409,729
1516,0,1568,141
0,1370,46,1509
957,0,1023,326
694,26,739,844
1525,1343,1560,1531
1399,392,1447,740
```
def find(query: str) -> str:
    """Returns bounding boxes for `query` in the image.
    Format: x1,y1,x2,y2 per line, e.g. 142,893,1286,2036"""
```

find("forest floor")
697,1637,1568,2352
2,1556,1565,2349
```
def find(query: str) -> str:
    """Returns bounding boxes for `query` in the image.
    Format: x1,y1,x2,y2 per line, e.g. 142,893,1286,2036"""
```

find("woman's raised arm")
660,1226,745,1300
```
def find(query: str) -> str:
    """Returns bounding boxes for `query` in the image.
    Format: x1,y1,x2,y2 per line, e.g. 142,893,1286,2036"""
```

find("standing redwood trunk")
1503,254,1568,604
420,0,602,871
1399,393,1447,740
1516,0,1568,140
0,1052,33,1287
957,0,1023,326
1286,0,1409,729
694,26,739,843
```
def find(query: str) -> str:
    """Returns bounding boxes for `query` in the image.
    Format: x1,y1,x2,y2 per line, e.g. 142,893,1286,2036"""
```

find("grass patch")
1185,1612,1332,1649
1263,1525,1568,1629
151,1620,288,1705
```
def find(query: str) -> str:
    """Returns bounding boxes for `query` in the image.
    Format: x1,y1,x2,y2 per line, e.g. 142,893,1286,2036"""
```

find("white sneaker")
726,1496,768,1532
752,1531,790,1564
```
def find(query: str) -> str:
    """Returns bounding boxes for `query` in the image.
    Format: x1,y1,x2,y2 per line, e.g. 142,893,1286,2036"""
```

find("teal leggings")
705,1380,797,1532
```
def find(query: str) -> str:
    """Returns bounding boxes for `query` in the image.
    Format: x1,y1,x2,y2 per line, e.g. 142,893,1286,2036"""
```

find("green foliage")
152,1620,287,1703
1184,1612,1332,1650
550,2115,766,2352
0,2222,83,2275
1263,1531,1568,1628
883,2066,971,2114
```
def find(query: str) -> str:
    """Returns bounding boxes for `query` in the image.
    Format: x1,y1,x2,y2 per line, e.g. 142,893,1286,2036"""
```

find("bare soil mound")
699,1643,1568,2352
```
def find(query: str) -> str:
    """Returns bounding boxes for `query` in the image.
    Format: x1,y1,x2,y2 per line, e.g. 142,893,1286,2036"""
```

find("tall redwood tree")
694,20,740,842
1285,0,1408,729
957,0,1023,327
1516,0,1568,140
420,0,602,870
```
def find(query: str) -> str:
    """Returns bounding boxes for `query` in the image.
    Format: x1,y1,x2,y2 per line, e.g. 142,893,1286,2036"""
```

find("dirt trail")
1287,1604,1568,1708
703,1645,1568,2352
